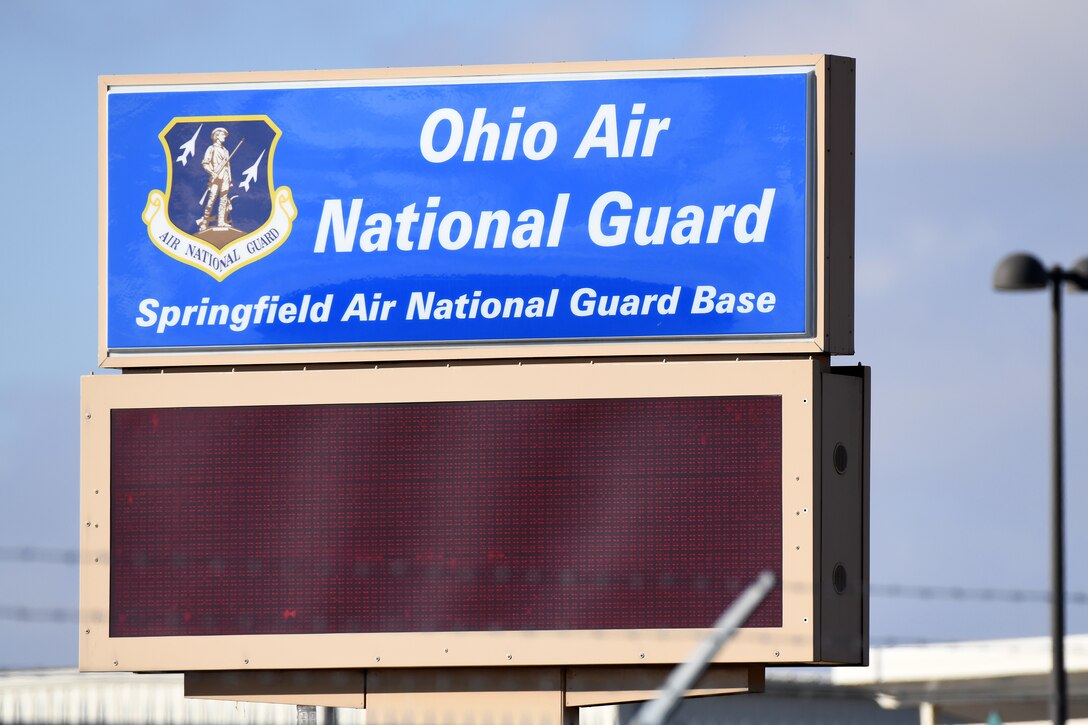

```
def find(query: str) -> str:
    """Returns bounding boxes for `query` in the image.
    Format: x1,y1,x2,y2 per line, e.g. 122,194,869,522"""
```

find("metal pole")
1050,270,1068,725
631,571,776,725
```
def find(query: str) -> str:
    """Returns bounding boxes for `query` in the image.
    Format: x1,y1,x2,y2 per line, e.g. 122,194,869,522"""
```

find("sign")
79,358,868,672
100,56,855,366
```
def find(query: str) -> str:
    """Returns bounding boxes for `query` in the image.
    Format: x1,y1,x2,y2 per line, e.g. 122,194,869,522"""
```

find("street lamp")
993,252,1088,725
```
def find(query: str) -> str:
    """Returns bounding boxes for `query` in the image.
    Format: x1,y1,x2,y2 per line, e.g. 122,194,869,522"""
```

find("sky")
2,0,1087,669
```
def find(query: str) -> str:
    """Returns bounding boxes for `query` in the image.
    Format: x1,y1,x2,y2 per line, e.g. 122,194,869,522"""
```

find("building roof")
828,635,1088,723
3,636,1087,724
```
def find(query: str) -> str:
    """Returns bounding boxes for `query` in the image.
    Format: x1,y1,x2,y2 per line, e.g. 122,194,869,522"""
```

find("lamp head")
1069,257,1088,292
993,253,1049,291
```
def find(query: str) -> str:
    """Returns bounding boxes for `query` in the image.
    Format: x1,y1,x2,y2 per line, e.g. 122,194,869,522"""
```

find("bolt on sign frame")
80,359,868,684
99,55,854,368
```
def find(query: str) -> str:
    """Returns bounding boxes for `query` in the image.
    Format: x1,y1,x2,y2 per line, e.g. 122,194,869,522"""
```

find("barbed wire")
3,606,1088,662
872,583,1088,605
6,545,1086,606
0,606,88,624
0,547,80,565
2,602,1088,660
2,595,1087,628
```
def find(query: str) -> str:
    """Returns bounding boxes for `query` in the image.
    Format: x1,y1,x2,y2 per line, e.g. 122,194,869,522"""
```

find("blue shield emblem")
142,115,296,280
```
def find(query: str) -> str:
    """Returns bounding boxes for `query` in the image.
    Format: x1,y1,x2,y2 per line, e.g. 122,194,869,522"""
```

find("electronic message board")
80,358,868,673
109,396,783,638
99,55,854,367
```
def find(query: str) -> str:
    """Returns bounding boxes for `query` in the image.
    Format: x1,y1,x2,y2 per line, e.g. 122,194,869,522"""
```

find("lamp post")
993,253,1088,725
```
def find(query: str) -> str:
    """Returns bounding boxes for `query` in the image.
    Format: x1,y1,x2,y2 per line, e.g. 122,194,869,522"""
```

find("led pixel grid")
110,396,782,637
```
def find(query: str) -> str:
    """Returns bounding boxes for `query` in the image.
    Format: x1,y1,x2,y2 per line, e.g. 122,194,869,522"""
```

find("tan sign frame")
98,55,855,369
80,357,866,672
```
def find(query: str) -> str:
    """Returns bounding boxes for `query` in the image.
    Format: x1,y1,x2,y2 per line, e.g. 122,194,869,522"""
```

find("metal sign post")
632,572,777,725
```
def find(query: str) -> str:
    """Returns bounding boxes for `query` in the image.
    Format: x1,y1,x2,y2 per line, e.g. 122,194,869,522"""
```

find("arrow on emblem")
239,149,266,192
175,124,202,166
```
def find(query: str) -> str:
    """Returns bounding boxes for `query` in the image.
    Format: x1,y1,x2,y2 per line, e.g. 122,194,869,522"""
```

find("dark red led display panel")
110,397,782,637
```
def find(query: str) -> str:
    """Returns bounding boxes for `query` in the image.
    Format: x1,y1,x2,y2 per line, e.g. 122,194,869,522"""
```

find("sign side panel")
825,56,856,355
98,78,110,366
817,368,867,663
80,375,113,669
100,55,827,89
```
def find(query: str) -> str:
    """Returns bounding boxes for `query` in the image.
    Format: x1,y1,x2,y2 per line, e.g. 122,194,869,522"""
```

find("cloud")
681,1,1088,159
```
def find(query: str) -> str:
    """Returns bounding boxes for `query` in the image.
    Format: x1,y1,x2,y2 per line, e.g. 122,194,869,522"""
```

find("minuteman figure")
198,127,233,232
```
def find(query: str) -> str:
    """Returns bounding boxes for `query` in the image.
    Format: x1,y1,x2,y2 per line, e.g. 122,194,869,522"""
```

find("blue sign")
106,67,814,355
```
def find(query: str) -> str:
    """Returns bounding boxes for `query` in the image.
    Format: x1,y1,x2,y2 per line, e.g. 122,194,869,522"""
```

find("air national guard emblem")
142,116,296,280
